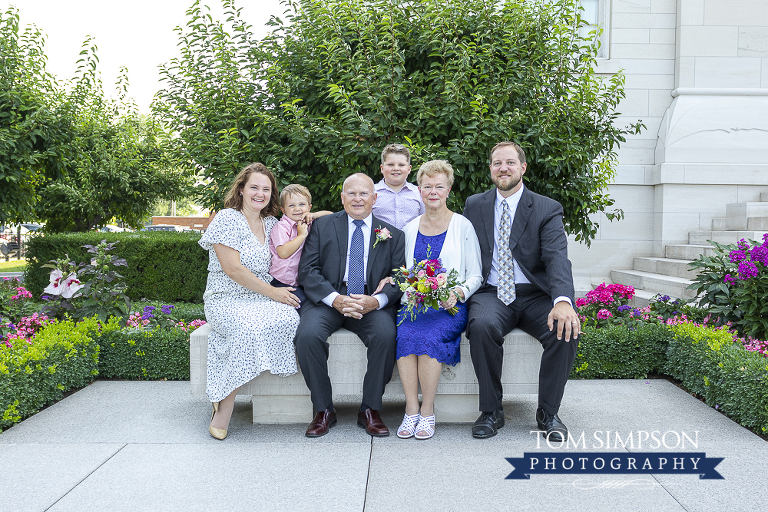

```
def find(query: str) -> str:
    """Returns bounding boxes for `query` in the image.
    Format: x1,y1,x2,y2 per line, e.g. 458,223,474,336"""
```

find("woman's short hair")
223,163,280,217
416,160,454,187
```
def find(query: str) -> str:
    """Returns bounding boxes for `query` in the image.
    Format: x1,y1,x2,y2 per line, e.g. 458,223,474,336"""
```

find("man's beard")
492,174,521,192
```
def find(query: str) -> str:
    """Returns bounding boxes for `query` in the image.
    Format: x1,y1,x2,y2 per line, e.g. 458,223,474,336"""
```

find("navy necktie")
347,220,365,295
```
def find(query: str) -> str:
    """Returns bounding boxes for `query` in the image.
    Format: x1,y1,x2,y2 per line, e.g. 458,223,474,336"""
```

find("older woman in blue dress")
394,160,483,439
198,163,301,440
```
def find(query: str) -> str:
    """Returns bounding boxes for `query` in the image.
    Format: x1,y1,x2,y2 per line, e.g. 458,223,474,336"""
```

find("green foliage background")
0,8,190,230
155,0,642,244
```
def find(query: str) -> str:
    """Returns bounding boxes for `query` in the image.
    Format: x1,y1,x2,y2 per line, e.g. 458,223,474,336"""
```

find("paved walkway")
1,379,765,512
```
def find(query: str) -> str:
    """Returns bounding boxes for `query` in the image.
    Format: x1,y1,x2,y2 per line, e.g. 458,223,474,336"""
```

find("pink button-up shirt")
269,216,306,286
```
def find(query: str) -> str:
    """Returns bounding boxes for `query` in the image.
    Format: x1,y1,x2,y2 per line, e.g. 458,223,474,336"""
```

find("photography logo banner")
505,453,724,480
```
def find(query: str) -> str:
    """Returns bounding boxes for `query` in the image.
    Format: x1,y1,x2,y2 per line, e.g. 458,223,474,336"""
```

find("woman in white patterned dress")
199,163,301,440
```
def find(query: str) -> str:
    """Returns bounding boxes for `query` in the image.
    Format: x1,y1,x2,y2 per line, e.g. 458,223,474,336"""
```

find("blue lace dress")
395,231,468,366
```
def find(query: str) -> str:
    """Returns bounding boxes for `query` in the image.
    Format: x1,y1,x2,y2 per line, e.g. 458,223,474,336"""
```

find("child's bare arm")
275,225,308,259
303,210,333,223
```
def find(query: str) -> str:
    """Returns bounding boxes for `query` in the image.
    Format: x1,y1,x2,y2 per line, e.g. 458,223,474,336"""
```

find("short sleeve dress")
199,208,299,403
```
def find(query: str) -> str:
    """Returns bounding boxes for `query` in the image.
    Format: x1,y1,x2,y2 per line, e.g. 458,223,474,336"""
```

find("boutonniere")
373,226,392,248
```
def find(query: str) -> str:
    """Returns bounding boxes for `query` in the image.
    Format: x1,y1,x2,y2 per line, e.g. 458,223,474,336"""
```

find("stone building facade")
570,0,768,291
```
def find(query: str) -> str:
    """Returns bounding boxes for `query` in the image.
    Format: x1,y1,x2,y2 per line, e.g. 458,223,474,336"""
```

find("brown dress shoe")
357,409,390,437
305,409,337,437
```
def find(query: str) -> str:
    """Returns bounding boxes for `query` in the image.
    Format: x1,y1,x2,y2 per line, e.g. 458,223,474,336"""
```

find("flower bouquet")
393,257,463,323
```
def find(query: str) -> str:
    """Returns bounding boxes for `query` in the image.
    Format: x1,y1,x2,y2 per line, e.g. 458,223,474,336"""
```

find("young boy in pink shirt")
269,184,331,306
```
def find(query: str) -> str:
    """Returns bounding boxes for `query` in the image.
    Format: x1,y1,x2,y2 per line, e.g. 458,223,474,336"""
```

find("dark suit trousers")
294,300,397,412
466,284,578,415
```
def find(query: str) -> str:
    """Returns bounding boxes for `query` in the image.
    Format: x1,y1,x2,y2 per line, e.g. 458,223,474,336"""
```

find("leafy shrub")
666,323,768,433
0,317,102,431
24,232,207,303
96,326,192,380
570,323,671,379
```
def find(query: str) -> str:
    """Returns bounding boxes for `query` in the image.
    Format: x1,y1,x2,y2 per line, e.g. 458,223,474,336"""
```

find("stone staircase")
609,193,768,306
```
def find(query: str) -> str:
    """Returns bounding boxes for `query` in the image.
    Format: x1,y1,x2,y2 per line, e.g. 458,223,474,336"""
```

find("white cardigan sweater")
401,213,483,303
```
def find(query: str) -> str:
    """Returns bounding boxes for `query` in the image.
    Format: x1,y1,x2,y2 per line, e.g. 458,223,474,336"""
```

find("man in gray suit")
296,173,405,438
463,141,580,441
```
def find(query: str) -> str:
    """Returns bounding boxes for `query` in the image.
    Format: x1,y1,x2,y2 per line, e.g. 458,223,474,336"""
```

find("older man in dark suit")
295,173,405,438
463,141,580,442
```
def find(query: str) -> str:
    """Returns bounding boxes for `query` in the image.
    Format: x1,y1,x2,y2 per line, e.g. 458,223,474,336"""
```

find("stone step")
711,217,727,230
688,230,766,245
633,257,697,279
665,244,715,260
747,217,768,231
761,192,768,202
726,202,768,230
630,289,656,309
610,269,697,300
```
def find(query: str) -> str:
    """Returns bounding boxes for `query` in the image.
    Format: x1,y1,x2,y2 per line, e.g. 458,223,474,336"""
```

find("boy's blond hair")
381,143,411,164
280,184,312,208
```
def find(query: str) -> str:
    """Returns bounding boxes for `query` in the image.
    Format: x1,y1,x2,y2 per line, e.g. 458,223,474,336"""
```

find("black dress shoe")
472,407,505,439
536,407,568,442
305,409,337,437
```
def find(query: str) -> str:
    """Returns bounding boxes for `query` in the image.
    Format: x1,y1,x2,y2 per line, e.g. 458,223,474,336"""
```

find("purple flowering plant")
689,235,768,340
126,304,180,330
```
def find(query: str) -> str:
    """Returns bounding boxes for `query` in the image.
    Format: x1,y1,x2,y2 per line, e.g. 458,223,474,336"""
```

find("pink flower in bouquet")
428,277,439,290
436,273,447,286
417,270,426,278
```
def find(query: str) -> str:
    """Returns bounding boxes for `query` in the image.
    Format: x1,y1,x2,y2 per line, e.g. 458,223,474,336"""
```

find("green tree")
35,42,191,232
156,0,642,243
0,7,70,225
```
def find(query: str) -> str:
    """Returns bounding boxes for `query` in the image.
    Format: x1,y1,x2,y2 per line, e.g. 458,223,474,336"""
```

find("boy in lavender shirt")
372,143,425,230
269,184,331,306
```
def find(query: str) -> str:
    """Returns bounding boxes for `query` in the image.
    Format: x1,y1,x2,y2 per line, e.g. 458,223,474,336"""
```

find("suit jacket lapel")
335,212,349,286
481,189,495,252
509,187,532,251
366,216,381,289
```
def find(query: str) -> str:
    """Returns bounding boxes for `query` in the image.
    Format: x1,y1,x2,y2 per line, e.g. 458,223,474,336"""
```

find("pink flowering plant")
393,257,462,322
575,283,635,328
0,277,39,324
689,235,768,340
1,313,55,349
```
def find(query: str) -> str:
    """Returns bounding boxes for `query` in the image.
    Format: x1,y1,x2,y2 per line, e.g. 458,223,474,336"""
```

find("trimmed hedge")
666,323,768,434
97,327,191,380
24,232,208,303
570,323,672,379
0,318,102,431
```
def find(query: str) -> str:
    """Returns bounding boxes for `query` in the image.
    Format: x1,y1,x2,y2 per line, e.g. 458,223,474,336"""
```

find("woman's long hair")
223,163,280,217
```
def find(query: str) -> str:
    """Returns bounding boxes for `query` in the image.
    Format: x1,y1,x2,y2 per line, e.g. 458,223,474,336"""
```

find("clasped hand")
333,294,378,319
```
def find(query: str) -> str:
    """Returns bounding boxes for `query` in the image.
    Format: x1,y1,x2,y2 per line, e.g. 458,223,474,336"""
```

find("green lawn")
0,259,26,272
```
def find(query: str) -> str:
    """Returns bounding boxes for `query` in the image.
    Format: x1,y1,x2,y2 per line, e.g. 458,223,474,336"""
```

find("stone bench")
190,323,543,424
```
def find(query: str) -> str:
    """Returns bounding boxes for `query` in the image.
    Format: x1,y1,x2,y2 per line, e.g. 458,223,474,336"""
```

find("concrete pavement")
1,379,765,512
